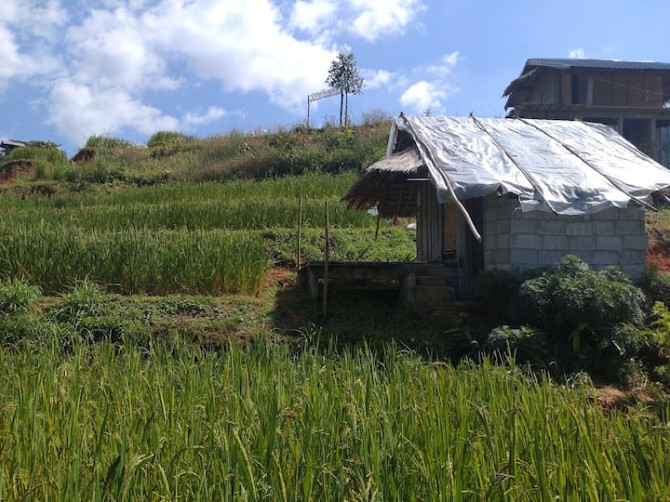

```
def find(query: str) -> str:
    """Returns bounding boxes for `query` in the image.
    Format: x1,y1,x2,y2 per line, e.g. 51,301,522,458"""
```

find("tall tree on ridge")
326,52,364,127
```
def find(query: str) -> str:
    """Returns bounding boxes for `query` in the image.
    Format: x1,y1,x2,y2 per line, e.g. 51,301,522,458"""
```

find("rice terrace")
1,118,670,500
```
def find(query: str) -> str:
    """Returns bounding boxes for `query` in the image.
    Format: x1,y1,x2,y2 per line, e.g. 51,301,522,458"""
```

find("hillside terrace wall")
482,194,647,280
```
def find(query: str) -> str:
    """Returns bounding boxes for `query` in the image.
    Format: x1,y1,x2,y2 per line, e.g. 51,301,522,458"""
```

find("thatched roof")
341,147,429,217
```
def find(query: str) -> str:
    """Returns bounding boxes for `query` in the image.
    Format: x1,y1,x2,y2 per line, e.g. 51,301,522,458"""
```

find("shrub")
483,325,549,368
521,256,645,336
644,301,670,385
520,255,646,380
638,264,670,309
0,279,42,315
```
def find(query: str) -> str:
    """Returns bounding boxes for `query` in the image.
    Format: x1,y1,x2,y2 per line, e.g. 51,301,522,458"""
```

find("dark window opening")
571,74,579,104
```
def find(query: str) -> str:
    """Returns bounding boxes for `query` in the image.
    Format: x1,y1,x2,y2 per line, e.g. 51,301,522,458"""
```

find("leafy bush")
521,256,644,336
644,301,670,384
483,325,549,368
0,279,42,315
638,264,670,309
519,255,646,380
49,280,107,322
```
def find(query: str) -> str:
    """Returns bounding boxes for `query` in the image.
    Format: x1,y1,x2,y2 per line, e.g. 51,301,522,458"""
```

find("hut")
338,114,670,306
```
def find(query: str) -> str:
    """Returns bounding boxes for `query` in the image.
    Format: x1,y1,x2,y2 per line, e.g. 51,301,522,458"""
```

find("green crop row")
0,222,267,295
3,197,375,231
0,339,667,500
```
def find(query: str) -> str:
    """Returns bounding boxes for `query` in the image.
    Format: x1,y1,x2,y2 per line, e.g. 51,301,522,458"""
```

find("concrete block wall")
483,195,513,270
482,195,647,280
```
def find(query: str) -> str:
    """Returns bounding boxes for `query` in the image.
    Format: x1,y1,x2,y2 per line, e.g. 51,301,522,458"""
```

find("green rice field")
0,340,668,500
0,173,414,295
1,161,669,500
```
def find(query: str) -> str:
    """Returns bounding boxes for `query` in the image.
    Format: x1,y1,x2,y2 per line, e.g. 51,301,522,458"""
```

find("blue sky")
2,0,670,156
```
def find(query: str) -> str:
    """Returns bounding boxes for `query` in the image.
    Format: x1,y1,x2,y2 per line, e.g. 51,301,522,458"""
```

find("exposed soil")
646,241,670,272
0,163,33,185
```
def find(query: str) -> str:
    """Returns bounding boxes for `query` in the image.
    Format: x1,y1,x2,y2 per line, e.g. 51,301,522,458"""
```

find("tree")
325,52,364,127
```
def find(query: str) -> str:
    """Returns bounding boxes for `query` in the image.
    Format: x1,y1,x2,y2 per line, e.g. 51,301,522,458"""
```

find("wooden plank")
561,71,572,105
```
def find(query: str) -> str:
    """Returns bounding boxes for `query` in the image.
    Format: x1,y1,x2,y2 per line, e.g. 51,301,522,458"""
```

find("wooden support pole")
322,200,330,319
297,197,303,269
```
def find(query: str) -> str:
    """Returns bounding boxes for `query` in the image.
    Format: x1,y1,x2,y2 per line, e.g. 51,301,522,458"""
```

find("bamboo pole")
322,200,330,319
297,197,303,268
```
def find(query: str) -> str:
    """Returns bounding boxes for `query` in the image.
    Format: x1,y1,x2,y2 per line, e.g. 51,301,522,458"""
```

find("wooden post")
297,197,303,269
322,200,330,319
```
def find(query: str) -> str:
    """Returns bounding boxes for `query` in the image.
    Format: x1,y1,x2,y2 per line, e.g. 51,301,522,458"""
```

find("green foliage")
84,135,133,150
0,340,669,500
518,255,647,380
484,325,549,368
645,301,670,383
521,256,645,335
0,142,69,181
639,264,670,308
0,279,42,315
326,52,364,126
49,280,106,322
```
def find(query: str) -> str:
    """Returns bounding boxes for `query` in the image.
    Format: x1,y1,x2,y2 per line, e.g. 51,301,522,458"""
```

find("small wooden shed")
342,114,670,302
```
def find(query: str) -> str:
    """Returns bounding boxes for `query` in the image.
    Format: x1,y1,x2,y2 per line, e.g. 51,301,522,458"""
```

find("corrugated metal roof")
524,58,670,71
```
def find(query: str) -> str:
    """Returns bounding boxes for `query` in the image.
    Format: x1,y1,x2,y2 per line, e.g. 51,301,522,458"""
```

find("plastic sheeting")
393,115,670,214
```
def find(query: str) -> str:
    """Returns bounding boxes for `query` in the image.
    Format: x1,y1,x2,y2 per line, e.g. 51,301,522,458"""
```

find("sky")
2,0,670,157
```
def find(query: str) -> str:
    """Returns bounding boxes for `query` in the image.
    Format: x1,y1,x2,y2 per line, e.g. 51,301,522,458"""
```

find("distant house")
503,58,670,166
341,115,670,302
0,139,26,156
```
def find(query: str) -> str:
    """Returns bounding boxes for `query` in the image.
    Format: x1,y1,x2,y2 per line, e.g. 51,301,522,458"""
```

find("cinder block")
512,218,541,234
569,236,596,251
486,263,511,271
510,248,538,266
538,220,566,235
616,220,644,235
542,235,569,250
483,234,496,251
512,233,542,249
591,250,620,265
596,235,622,251
496,233,510,249
572,251,594,264
566,222,593,236
538,250,568,265
621,249,645,265
493,219,511,234
594,221,615,235
622,264,645,281
492,249,510,264
593,208,619,220
623,235,647,250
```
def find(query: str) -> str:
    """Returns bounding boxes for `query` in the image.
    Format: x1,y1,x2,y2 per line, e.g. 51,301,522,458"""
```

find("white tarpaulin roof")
393,115,670,215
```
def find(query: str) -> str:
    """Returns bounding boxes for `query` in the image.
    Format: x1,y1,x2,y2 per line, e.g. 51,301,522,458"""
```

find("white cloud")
401,80,449,112
347,0,426,41
363,69,393,90
569,48,586,59
1,0,431,145
47,79,179,145
399,52,461,114
182,107,227,127
0,1,65,92
290,0,337,35
41,0,338,144
425,51,460,76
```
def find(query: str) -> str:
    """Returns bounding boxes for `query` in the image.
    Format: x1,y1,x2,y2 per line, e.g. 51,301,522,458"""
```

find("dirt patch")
265,268,296,290
0,162,33,185
646,241,670,272
594,386,657,417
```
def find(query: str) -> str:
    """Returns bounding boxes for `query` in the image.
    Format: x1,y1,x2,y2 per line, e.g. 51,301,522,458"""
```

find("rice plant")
0,340,667,500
